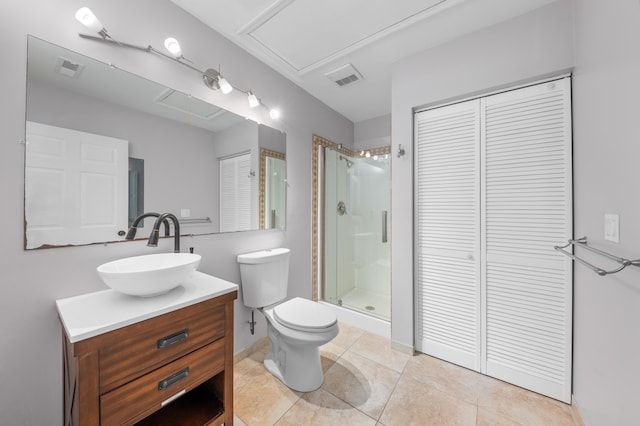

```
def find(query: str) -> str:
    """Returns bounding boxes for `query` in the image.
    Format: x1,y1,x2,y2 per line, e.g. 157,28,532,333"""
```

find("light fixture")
269,109,281,120
365,151,371,158
373,155,379,160
360,150,365,156
203,68,233,94
75,7,108,38
218,76,233,94
247,92,259,108
73,8,280,117
163,37,182,58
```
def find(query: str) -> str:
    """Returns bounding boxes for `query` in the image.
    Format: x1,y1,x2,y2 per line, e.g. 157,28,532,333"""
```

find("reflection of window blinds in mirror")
219,152,252,232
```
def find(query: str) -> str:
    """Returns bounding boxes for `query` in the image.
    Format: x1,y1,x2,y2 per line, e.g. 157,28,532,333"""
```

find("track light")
203,69,233,94
75,7,108,38
247,92,259,108
218,76,233,94
74,9,280,116
163,37,182,58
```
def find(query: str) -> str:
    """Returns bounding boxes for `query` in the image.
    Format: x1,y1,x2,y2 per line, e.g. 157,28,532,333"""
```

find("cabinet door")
482,78,573,402
414,99,481,371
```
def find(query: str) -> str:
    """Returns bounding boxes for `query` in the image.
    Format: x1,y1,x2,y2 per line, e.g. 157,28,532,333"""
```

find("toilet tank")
237,248,290,308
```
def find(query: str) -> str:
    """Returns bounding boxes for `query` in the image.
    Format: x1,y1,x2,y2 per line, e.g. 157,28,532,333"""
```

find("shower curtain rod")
554,237,640,276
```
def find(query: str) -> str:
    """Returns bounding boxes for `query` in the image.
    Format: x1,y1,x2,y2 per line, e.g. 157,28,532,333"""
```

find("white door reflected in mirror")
25,121,128,249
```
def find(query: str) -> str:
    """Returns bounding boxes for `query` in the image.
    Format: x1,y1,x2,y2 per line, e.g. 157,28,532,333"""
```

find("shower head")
339,155,354,168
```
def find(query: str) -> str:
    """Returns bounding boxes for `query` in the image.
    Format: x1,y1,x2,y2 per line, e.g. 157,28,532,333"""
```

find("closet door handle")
382,210,388,243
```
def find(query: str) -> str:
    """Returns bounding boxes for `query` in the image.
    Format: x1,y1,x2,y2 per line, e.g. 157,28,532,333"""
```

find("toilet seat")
274,297,337,333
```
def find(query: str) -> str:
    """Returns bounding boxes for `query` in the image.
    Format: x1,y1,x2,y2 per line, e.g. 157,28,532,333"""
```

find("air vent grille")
335,74,360,86
55,57,84,79
325,63,363,88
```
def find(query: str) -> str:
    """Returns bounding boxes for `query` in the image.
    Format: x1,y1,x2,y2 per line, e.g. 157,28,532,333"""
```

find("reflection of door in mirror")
219,152,252,233
128,158,144,226
25,121,129,249
259,148,286,229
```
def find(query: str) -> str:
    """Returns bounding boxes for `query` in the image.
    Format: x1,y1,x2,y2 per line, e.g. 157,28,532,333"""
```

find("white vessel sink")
97,253,201,297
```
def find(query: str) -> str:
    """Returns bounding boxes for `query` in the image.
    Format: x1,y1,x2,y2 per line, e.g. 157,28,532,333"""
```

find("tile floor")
233,323,583,426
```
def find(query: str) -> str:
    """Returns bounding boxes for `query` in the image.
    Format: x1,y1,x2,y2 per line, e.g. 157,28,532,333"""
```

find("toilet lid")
274,297,337,332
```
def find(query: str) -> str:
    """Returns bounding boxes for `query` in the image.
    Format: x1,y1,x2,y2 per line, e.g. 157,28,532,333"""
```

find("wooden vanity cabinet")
61,290,237,426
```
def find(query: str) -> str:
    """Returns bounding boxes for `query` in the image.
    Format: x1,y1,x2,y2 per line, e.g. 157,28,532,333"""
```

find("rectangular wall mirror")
24,36,286,249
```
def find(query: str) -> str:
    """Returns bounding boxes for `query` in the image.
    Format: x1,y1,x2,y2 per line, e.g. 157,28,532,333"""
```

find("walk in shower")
313,137,391,322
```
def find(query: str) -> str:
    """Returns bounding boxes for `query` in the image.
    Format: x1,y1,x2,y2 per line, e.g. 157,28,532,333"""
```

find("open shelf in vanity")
56,272,238,426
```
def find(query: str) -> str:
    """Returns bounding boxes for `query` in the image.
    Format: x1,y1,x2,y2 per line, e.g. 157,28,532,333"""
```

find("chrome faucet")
148,213,181,253
125,212,170,240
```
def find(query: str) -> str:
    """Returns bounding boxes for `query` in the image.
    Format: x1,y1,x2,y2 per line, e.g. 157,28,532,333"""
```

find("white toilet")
237,248,339,392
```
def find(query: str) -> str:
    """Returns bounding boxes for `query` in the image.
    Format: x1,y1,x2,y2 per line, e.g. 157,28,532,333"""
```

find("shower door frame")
311,134,390,305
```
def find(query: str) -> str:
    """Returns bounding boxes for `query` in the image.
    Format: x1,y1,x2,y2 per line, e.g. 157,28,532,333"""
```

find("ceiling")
171,0,558,123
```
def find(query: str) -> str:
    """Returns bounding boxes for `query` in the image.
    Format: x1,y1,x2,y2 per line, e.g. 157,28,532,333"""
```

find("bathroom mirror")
24,36,286,249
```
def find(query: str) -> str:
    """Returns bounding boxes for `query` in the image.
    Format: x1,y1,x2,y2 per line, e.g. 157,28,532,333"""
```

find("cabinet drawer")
99,301,225,392
100,337,225,426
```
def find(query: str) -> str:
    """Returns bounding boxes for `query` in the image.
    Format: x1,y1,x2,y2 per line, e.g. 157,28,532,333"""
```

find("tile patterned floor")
234,323,583,426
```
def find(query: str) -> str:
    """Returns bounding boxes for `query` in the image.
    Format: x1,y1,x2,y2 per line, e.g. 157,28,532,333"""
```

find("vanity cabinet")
57,273,238,426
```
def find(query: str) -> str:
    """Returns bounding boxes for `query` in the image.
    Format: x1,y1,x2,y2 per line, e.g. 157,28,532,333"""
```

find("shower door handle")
382,210,388,243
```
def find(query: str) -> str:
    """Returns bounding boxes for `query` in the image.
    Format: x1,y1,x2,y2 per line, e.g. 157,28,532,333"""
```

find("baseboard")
233,336,268,364
571,395,585,426
391,340,415,356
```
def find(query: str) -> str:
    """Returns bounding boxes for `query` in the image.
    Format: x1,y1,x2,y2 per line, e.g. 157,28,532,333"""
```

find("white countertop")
56,271,238,343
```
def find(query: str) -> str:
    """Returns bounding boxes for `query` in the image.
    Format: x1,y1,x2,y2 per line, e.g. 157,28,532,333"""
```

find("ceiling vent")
55,57,85,79
325,63,363,87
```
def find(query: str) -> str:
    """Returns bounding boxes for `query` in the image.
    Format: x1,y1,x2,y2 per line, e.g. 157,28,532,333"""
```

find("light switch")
180,208,191,218
604,213,619,243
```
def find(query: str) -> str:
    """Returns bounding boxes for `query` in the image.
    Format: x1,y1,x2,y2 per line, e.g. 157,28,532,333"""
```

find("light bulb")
373,155,379,160
360,150,365,156
247,92,259,108
218,77,233,94
164,37,182,58
269,109,281,120
365,151,371,158
75,7,104,33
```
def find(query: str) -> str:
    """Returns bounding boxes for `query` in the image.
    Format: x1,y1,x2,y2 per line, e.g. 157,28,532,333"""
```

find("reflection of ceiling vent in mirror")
154,88,225,120
55,57,85,79
325,63,363,87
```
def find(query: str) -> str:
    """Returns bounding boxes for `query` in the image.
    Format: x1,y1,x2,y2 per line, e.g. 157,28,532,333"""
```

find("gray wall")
572,1,640,424
0,0,352,424
354,114,391,151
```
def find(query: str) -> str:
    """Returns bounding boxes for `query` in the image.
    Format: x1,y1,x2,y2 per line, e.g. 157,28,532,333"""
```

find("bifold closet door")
482,78,573,403
415,77,572,403
414,100,481,372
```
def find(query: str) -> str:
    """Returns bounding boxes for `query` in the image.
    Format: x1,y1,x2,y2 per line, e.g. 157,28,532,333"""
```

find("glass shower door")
322,147,391,320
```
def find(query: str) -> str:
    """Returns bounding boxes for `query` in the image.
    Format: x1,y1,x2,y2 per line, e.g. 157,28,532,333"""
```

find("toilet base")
263,322,325,392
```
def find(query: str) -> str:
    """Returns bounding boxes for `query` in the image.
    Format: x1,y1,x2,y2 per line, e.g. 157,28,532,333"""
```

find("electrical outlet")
604,213,619,243
180,208,190,218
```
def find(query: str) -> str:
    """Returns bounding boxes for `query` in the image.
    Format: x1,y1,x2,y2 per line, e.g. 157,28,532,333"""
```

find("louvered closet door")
482,78,572,402
415,100,481,371
219,152,252,232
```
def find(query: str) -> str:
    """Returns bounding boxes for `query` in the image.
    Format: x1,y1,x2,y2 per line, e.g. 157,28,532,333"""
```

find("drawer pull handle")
158,367,189,391
157,329,189,349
